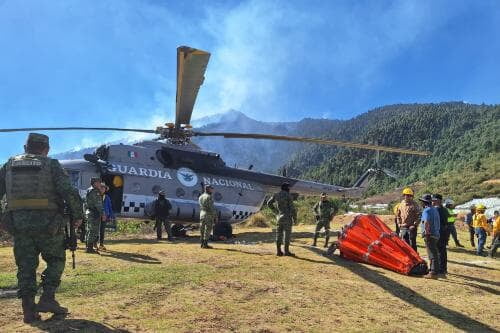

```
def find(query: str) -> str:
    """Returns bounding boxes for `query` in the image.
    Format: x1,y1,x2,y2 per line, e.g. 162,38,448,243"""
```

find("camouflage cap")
27,133,49,145
90,177,101,185
205,184,213,190
158,190,166,195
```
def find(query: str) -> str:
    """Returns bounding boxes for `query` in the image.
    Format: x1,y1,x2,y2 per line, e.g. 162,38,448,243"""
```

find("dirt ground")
0,215,499,332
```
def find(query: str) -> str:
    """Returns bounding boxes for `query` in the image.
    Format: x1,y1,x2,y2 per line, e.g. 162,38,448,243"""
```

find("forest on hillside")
284,102,499,202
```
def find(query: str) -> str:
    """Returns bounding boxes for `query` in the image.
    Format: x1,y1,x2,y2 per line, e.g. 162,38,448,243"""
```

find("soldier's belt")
8,199,58,210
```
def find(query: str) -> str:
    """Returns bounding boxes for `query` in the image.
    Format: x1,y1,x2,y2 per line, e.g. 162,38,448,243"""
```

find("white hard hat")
444,198,454,205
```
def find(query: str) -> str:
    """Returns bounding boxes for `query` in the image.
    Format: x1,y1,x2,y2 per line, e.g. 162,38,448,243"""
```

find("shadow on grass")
103,231,315,246
105,236,198,245
448,259,497,271
0,288,17,298
32,314,129,332
100,250,161,264
305,246,496,332
447,247,474,254
232,231,315,244
212,247,275,257
444,279,500,296
214,244,339,265
448,273,500,287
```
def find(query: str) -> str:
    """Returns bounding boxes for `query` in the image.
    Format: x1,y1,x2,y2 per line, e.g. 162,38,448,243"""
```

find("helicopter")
0,46,430,230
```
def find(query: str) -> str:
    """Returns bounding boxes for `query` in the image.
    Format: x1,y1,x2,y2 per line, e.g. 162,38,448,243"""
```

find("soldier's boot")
276,243,284,256
284,244,295,256
37,287,68,314
324,236,330,248
312,234,318,247
22,296,41,323
204,240,213,249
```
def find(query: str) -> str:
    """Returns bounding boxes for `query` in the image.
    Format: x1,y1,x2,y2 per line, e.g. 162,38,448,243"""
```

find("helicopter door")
102,174,124,214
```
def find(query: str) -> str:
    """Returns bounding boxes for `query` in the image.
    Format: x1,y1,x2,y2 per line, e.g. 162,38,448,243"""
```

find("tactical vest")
5,154,59,211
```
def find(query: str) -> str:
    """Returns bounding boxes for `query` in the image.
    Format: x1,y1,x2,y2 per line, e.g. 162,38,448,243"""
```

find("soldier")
85,178,103,253
153,190,173,241
0,133,83,323
199,185,217,249
267,182,297,256
312,193,336,247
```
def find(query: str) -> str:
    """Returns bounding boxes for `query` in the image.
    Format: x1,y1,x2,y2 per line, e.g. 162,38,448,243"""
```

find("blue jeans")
475,227,487,255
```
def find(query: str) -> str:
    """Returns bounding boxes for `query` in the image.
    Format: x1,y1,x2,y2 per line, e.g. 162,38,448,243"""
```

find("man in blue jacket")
100,184,115,251
419,194,440,279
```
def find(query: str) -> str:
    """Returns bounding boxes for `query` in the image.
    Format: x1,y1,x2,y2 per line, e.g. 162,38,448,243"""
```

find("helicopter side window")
67,170,80,188
152,185,162,195
178,157,194,166
176,187,185,198
156,150,173,168
132,182,141,193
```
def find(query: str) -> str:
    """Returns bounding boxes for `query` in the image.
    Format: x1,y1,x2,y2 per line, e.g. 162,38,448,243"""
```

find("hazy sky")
0,0,499,161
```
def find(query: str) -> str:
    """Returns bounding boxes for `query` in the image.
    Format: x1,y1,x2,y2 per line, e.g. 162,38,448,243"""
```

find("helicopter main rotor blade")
0,127,157,134
175,46,211,128
193,132,431,156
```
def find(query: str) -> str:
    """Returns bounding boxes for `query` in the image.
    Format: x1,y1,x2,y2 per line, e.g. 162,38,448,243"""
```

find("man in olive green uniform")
199,185,217,249
267,182,297,256
0,133,83,323
312,193,336,248
85,178,103,253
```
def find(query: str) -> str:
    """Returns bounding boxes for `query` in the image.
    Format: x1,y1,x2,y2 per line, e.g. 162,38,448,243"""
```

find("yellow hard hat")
112,175,123,188
402,187,414,196
476,204,486,211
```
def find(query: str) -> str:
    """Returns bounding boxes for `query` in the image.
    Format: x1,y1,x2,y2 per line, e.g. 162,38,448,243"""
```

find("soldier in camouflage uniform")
0,133,83,323
85,178,103,253
199,184,217,249
267,182,297,256
312,193,336,248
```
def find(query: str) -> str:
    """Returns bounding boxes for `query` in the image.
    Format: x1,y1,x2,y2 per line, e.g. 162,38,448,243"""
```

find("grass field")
0,216,499,332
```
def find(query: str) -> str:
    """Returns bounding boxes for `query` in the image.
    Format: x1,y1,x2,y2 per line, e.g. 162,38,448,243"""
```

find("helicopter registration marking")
108,164,173,179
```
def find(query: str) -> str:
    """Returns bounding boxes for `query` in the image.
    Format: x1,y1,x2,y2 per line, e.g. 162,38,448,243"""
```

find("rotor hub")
156,124,193,145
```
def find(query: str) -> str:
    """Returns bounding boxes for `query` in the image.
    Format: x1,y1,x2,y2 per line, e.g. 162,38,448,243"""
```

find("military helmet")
205,184,213,190
90,177,101,185
158,190,166,196
402,187,414,196
26,133,49,145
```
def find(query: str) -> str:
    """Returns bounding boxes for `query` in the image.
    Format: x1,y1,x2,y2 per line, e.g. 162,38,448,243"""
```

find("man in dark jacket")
432,194,450,277
153,191,172,240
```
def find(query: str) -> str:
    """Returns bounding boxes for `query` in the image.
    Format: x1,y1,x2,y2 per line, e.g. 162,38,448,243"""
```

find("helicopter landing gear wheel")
171,224,188,238
213,222,233,241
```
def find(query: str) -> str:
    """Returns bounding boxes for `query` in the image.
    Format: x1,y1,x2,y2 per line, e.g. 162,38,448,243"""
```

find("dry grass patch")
0,223,498,332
